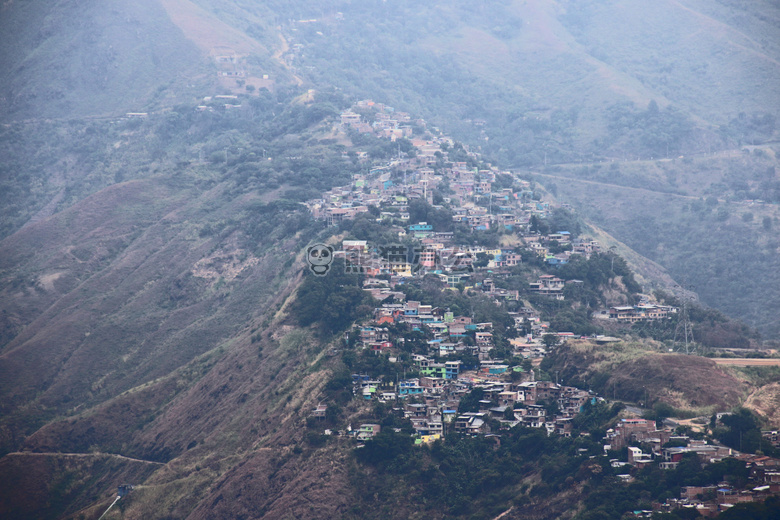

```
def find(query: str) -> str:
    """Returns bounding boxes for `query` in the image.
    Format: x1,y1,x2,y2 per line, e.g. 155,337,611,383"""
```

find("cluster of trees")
0,87,364,242
712,408,779,456
354,424,605,518
528,207,583,240
407,198,454,231
601,100,695,159
719,495,780,520
644,290,760,349
720,112,777,147
291,261,374,335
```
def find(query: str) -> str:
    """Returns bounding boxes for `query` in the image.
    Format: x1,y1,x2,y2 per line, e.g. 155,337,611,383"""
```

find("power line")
673,283,696,355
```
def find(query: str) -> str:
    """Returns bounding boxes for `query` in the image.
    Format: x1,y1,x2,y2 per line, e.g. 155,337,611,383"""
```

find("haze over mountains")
3,0,779,331
0,1,779,519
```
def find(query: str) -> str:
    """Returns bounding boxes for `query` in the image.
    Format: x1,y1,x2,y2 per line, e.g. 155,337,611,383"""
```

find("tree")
458,388,486,413
529,215,550,234
542,333,560,349
714,408,770,454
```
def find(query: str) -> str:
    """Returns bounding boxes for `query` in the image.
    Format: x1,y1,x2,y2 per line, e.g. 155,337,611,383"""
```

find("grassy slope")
0,171,358,519
0,0,292,121
0,175,291,442
0,0,208,120
548,339,752,413
559,0,780,122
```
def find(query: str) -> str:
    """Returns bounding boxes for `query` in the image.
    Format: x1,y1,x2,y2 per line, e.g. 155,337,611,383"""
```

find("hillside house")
455,413,488,435
529,275,564,299
609,304,675,322
663,445,733,465
516,405,546,428
357,423,381,441
398,379,424,397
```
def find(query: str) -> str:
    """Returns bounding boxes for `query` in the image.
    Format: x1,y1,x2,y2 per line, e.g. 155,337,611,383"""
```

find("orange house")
377,315,395,325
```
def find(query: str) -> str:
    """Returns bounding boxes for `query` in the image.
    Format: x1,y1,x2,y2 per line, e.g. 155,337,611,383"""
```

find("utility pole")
609,246,617,276
673,283,696,355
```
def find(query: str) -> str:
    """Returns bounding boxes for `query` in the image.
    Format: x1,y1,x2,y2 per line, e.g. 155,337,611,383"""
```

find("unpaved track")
712,358,780,366
5,451,165,465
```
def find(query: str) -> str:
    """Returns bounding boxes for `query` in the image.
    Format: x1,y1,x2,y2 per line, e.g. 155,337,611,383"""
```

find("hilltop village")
300,101,780,517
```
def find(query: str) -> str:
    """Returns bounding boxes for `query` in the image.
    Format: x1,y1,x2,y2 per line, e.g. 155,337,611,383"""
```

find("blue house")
445,361,460,379
398,380,423,397
409,222,433,233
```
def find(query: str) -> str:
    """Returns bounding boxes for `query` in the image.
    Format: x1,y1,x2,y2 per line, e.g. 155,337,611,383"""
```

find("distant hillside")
0,0,290,121
5,0,777,149
277,0,780,163
0,1,199,120
534,149,780,337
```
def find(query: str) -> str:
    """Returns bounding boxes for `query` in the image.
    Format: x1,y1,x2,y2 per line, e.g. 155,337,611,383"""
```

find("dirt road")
712,358,780,366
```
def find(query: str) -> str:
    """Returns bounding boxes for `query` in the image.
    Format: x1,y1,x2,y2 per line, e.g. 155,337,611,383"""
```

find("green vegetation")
292,261,374,336
598,100,695,159
549,156,780,337
719,496,780,519
712,408,779,456
353,426,605,519
577,456,750,520
0,88,356,241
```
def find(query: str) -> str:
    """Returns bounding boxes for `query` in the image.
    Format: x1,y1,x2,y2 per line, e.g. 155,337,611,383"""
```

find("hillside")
0,1,202,120
542,339,752,412
532,148,780,337
0,95,777,519
4,0,779,152
279,0,780,162
0,92,369,518
0,0,289,121
1,1,779,518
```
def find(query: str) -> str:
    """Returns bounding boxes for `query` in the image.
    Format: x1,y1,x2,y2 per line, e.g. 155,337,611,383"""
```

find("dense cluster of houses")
606,418,734,469
347,365,595,444
659,454,780,517
307,101,552,234
307,100,685,444
306,100,676,328
602,417,780,516
321,275,601,445
304,100,780,512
